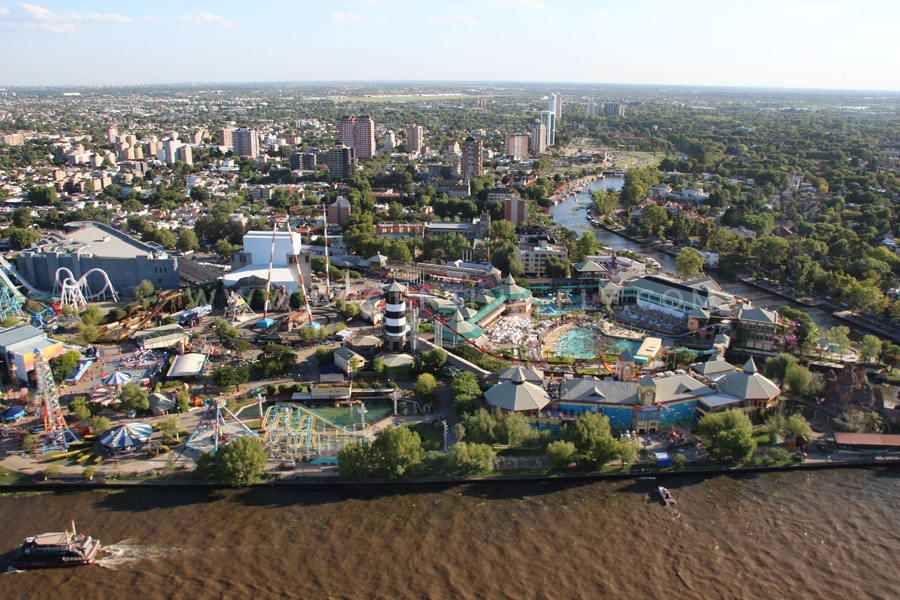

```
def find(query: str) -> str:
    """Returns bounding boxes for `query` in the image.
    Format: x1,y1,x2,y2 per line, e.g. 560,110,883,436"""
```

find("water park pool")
555,328,642,360
536,304,571,317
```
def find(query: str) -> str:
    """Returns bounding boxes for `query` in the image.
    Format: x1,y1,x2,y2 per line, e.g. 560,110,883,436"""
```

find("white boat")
658,486,676,505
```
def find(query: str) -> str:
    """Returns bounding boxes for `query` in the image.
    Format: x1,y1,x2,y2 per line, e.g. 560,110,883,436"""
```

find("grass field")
0,465,28,484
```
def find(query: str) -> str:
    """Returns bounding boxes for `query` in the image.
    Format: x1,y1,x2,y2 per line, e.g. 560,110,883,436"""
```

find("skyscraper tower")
461,136,484,179
406,125,424,153
232,127,259,157
338,116,376,160
549,92,562,120
383,281,408,352
531,119,547,154
540,110,556,146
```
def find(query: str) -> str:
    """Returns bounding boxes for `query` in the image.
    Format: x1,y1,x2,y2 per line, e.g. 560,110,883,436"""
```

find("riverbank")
0,455,897,490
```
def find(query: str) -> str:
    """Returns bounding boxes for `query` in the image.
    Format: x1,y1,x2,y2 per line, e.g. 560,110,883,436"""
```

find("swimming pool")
555,327,642,359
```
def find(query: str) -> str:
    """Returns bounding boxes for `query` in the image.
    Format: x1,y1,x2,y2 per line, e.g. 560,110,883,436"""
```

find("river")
1,469,898,599
550,177,845,333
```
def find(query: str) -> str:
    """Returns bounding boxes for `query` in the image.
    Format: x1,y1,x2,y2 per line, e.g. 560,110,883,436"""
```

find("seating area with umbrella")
99,422,153,454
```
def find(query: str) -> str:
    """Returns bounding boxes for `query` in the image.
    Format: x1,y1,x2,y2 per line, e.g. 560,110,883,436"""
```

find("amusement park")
0,210,859,485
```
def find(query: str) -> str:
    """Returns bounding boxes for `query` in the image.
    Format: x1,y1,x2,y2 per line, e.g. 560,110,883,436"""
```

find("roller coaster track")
261,403,372,458
0,255,34,299
96,290,184,341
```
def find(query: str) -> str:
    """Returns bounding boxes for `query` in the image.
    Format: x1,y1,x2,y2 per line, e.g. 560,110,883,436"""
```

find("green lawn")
312,401,394,428
409,421,444,451
0,465,29,484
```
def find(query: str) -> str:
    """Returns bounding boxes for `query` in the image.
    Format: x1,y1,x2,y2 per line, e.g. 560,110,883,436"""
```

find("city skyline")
0,0,898,91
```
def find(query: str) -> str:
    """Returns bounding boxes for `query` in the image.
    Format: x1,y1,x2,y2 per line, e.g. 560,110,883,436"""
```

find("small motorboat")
9,522,101,569
658,486,676,506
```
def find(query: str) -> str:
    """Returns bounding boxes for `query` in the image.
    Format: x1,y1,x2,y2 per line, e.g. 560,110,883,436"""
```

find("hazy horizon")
1,0,899,91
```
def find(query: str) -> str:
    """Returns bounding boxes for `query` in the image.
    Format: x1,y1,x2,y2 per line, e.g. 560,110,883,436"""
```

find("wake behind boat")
8,522,101,569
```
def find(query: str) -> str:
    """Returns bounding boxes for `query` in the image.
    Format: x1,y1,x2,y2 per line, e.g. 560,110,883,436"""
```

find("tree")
783,413,813,441
50,350,81,382
216,239,238,258
826,326,851,359
570,412,620,466
493,411,531,446
212,317,240,341
118,383,149,412
545,256,571,278
255,343,297,378
215,436,268,486
715,428,756,463
696,409,755,462
414,373,437,400
12,206,32,228
80,304,103,327
338,441,373,481
28,185,58,206
388,201,403,221
371,425,424,478
42,464,62,480
461,408,495,444
133,280,155,301
373,356,386,377
446,442,495,475
859,335,883,364
91,415,111,434
177,230,200,252
574,231,599,262
7,227,41,250
675,247,705,279
619,439,642,465
762,353,796,384
69,397,91,421
176,389,191,413
784,364,810,396
547,440,576,467
416,347,447,374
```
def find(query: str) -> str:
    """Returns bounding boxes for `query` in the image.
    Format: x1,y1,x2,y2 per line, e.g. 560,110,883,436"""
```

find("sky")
1,0,899,90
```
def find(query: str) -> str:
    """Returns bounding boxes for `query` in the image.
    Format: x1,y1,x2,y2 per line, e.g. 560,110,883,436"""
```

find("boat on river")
658,487,676,506
9,522,101,569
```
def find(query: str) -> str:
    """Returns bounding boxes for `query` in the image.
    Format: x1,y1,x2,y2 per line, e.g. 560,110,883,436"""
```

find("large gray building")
16,221,180,295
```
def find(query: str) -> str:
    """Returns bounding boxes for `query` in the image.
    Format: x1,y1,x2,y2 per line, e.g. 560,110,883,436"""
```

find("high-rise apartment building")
549,92,562,120
384,131,397,151
406,125,424,154
531,120,547,154
177,145,192,166
338,116,375,160
505,134,530,160
601,102,626,116
161,137,181,164
106,127,118,143
461,136,484,180
232,128,259,157
221,127,235,147
327,144,356,179
540,110,556,146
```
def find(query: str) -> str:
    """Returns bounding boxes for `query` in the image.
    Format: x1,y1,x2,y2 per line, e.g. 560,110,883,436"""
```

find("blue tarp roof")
65,359,93,382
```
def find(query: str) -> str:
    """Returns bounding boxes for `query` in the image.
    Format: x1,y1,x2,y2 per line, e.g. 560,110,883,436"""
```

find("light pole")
441,417,448,452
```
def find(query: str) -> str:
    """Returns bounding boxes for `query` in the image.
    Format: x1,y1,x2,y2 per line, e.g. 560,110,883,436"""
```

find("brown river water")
1,469,899,600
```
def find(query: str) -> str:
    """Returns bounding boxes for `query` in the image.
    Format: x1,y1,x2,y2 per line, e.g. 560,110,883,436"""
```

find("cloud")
170,12,237,29
592,11,606,18
437,15,480,26
489,0,545,8
0,3,131,32
331,11,364,24
373,15,390,23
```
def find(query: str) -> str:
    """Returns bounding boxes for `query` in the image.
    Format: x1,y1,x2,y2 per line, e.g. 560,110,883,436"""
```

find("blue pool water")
555,327,642,359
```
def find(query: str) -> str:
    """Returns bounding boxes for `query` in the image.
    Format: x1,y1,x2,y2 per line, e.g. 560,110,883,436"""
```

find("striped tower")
383,281,408,352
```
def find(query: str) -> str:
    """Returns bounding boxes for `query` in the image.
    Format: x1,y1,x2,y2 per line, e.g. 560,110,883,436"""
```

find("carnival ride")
95,290,183,342
181,396,257,455
53,267,119,310
0,256,26,321
261,403,372,459
24,301,60,331
257,214,316,329
32,347,79,453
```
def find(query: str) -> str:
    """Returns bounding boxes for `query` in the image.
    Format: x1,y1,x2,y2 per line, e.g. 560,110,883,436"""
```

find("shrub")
672,453,688,468
42,464,62,480
547,440,577,467
83,466,97,481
